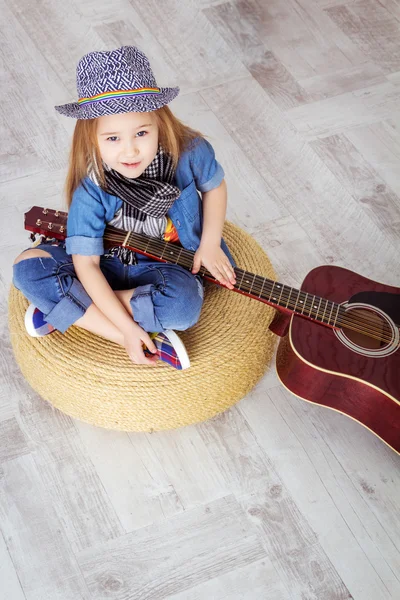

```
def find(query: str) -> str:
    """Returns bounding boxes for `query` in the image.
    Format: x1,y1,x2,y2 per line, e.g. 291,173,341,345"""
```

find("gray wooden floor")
1,1,400,599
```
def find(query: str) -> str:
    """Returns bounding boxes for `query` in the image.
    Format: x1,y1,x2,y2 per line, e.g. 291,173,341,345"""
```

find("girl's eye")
136,130,147,137
106,136,119,142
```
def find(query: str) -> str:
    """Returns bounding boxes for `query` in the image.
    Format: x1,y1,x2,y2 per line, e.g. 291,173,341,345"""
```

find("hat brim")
55,86,179,119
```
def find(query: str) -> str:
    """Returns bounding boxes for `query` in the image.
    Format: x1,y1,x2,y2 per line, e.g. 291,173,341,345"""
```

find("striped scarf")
103,146,181,264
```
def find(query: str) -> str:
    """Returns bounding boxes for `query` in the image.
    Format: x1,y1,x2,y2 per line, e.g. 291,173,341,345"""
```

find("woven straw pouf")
8,223,277,431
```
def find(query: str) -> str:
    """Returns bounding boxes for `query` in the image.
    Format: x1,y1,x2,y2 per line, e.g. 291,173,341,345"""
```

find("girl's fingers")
215,263,236,287
130,350,158,366
210,266,224,282
222,263,236,284
211,266,234,289
143,355,158,366
192,255,201,274
127,341,158,366
142,333,157,354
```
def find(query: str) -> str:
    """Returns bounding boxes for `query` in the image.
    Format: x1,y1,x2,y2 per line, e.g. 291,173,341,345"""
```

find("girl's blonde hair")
65,106,202,207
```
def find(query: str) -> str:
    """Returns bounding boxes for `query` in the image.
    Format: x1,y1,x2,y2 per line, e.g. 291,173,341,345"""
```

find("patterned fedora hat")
55,46,179,119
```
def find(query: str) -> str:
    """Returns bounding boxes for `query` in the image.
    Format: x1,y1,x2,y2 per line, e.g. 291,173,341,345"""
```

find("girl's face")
96,111,159,178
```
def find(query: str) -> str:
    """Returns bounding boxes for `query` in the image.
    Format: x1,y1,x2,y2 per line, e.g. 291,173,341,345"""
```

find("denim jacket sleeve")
189,138,225,192
66,178,119,256
170,137,235,265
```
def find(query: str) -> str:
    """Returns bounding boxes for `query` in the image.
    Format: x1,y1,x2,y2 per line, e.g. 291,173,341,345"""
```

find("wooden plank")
0,418,30,462
0,455,90,600
138,424,229,509
377,0,400,22
0,64,44,181
76,421,185,532
226,0,365,79
316,0,356,7
197,408,353,600
70,0,131,23
0,0,71,169
0,157,44,185
77,495,268,600
245,48,312,110
18,392,125,554
0,169,65,213
0,67,44,183
288,392,400,547
240,385,400,599
0,264,35,422
0,244,30,300
166,557,289,600
0,387,16,424
195,0,228,7
387,71,400,85
299,63,386,101
311,133,400,238
0,535,26,600
286,81,400,140
0,531,26,600
326,0,400,74
293,0,367,70
205,1,312,109
346,120,400,198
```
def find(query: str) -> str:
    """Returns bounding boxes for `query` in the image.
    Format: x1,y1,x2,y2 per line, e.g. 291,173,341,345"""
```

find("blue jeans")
13,243,204,334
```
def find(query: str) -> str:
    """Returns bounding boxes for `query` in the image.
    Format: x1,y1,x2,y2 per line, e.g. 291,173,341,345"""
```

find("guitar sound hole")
341,308,389,350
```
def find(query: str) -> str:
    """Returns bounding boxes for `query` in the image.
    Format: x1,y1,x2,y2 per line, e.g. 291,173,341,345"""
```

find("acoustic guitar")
24,206,400,453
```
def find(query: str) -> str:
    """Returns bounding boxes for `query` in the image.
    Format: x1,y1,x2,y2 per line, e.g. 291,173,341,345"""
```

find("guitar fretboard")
106,226,345,328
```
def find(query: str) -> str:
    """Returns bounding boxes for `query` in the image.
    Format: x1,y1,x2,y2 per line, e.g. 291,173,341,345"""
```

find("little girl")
13,46,236,370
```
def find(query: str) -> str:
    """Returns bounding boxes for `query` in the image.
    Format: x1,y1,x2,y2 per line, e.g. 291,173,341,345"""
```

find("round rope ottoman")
9,223,277,431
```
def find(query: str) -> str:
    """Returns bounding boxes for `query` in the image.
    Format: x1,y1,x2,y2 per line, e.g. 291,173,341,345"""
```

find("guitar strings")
103,230,395,345
106,229,389,335
38,213,396,345
106,229,385,331
105,231,394,343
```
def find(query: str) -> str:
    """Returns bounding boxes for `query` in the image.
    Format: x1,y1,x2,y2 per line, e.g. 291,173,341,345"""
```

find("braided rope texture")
8,223,277,431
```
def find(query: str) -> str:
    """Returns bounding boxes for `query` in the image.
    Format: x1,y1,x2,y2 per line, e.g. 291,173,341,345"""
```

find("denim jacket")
66,137,234,264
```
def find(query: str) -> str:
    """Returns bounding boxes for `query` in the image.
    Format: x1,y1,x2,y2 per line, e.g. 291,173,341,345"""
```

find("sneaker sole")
24,304,41,337
163,330,191,370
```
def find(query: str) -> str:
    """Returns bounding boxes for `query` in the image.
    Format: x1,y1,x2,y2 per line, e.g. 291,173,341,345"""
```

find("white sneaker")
144,329,190,370
24,304,56,337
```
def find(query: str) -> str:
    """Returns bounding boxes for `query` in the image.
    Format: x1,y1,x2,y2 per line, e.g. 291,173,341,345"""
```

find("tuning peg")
42,208,48,215
36,219,42,226
48,223,53,230
60,225,65,233
55,211,60,217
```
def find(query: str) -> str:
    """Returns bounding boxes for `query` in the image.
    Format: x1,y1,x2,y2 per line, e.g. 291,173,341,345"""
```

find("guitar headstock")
24,206,68,240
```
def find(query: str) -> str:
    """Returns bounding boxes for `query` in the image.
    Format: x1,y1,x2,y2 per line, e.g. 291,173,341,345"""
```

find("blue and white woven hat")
55,46,179,119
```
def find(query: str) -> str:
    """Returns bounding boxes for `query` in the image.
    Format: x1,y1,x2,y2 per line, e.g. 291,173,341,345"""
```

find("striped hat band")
78,87,162,105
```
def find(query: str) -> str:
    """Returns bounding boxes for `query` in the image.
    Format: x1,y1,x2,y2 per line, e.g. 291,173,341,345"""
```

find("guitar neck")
24,206,344,329
106,225,344,329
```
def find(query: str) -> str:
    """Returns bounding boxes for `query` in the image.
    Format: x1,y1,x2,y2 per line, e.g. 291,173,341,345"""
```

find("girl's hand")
192,244,236,289
123,323,158,366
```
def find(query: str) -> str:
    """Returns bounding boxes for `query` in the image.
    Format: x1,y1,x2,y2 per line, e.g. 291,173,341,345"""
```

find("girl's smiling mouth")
121,161,141,168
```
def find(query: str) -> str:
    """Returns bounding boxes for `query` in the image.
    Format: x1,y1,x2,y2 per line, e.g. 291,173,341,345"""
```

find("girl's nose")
125,142,139,157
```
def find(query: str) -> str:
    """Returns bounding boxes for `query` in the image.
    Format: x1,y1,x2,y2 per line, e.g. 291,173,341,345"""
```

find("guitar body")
276,266,400,452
